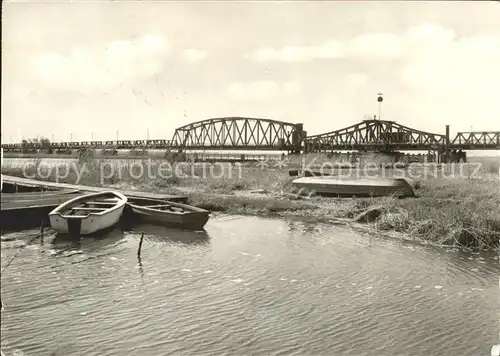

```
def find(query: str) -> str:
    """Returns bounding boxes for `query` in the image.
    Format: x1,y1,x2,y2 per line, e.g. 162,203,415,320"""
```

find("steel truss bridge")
1,117,499,154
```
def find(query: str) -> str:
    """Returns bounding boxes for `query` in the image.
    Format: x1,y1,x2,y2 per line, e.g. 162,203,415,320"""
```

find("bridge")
171,117,305,152
305,120,449,152
1,117,499,156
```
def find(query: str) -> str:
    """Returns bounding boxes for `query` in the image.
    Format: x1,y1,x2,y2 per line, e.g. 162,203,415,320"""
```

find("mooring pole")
137,233,144,258
40,220,44,244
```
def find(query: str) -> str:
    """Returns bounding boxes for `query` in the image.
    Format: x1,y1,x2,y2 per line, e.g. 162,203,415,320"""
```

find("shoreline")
1,157,500,250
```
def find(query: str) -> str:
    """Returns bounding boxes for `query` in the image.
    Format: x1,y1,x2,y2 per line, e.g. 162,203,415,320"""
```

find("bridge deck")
1,118,498,152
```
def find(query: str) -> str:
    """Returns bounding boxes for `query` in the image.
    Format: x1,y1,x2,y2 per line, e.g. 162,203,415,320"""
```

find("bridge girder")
305,120,447,152
172,117,304,151
450,131,500,150
1,118,499,153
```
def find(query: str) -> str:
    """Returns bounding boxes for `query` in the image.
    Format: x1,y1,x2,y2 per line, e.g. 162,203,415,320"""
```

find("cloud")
399,33,500,94
30,34,171,95
183,48,208,63
348,33,405,58
244,23,500,122
347,73,369,87
248,42,346,62
247,33,406,61
283,81,300,96
245,23,499,62
227,80,300,100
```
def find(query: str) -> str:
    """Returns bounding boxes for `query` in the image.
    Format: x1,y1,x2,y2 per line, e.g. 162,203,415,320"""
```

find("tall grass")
377,178,500,248
1,157,295,194
2,155,499,249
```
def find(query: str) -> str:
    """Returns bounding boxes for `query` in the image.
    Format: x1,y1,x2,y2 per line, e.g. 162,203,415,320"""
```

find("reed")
2,155,499,249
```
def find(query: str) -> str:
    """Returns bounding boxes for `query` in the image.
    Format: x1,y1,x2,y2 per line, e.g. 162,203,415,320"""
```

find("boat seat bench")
141,204,186,212
85,201,117,205
71,207,108,211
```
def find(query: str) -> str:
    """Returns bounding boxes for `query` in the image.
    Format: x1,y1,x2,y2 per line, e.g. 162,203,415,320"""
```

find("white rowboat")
49,191,127,235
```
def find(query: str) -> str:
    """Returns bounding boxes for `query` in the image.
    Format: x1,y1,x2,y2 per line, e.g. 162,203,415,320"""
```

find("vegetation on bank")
1,155,499,249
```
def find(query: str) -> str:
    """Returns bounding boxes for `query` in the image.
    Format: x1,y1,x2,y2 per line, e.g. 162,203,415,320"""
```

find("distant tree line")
21,137,53,154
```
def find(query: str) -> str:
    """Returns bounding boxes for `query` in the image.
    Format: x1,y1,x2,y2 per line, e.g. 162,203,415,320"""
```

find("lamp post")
377,93,384,121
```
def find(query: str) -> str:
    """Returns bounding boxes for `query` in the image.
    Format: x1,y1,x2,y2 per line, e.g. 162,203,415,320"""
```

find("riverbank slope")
2,156,499,249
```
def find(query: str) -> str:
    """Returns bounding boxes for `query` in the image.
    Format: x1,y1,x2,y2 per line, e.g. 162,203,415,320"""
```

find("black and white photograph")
1,1,499,355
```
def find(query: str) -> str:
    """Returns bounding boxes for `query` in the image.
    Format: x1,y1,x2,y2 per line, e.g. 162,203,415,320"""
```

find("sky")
2,1,500,147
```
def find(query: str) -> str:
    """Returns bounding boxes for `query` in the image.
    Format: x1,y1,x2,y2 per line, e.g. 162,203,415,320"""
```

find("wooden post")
137,232,144,257
40,220,44,243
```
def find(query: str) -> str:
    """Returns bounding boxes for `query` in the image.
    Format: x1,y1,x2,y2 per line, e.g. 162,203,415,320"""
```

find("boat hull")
292,177,415,198
130,205,209,230
125,197,210,230
49,205,125,235
48,191,127,235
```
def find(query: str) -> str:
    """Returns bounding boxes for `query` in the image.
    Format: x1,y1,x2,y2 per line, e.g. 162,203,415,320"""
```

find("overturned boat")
292,176,415,198
49,191,127,235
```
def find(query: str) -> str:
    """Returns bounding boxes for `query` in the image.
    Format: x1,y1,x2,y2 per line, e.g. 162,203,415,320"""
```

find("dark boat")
126,197,210,230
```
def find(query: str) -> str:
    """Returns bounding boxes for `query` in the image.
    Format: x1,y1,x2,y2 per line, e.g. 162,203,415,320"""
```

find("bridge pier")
444,125,450,163
292,123,306,154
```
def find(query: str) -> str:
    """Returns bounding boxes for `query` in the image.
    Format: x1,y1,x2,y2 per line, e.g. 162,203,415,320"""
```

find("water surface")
1,216,499,355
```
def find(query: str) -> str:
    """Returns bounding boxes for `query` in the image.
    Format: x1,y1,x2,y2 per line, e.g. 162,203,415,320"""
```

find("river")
1,215,499,356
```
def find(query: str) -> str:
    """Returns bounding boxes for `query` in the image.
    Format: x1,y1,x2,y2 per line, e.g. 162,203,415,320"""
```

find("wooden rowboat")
48,191,127,235
292,176,415,198
126,197,210,230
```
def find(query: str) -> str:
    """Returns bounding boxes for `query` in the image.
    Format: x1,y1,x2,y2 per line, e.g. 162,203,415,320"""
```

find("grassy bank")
2,156,499,249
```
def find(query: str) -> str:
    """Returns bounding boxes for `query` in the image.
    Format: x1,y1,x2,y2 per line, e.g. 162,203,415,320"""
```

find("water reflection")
126,223,211,246
1,215,499,356
50,227,126,252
